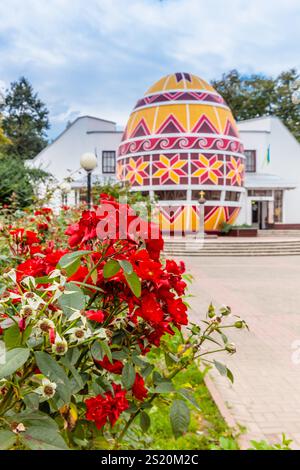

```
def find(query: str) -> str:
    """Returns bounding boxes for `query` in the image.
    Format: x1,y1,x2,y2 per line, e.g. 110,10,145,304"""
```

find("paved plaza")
183,255,300,449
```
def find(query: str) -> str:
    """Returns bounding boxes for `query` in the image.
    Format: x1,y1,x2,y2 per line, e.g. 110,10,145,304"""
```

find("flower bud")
225,342,236,354
52,336,68,355
234,321,244,329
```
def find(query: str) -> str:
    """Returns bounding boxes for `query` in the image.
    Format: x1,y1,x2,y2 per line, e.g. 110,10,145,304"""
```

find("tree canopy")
212,68,300,141
0,77,50,159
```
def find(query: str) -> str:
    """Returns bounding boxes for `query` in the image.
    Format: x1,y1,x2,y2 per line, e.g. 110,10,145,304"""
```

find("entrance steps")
163,237,300,257
258,230,300,237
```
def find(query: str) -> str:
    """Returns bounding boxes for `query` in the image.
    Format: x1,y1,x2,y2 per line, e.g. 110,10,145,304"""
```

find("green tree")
0,152,48,208
1,77,50,159
212,69,300,141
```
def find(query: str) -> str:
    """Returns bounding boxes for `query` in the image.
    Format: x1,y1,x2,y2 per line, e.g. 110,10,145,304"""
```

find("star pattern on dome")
125,157,149,185
153,154,187,184
226,157,244,186
192,154,223,184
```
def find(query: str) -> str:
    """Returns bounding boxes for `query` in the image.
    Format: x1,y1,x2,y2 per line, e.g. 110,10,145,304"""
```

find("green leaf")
14,412,68,450
122,362,136,390
0,430,16,450
58,282,85,316
0,348,30,379
58,250,92,277
118,259,133,274
124,271,141,298
170,399,190,438
4,323,32,349
213,359,227,376
103,259,120,278
177,388,201,410
91,341,104,361
140,411,151,432
155,381,175,393
24,393,40,410
35,351,71,405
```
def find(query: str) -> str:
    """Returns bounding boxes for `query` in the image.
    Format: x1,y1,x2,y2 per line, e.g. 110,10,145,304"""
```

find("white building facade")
236,116,299,229
31,116,122,207
32,114,300,229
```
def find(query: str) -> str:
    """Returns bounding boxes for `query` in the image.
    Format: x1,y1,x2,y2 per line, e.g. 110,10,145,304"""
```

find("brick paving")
181,255,300,449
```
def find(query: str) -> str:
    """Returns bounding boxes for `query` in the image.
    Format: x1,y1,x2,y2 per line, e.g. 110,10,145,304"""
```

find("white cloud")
0,0,299,136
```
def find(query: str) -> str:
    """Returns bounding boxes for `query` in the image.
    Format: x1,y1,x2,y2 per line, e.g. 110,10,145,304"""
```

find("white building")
31,116,122,206
32,114,300,229
236,116,299,229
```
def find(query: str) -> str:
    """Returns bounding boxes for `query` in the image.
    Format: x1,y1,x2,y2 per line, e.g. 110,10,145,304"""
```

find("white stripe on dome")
134,100,229,113
120,132,242,145
117,149,246,160
143,88,221,98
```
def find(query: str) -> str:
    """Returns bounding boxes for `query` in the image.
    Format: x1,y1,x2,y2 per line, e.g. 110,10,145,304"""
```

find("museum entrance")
251,200,269,229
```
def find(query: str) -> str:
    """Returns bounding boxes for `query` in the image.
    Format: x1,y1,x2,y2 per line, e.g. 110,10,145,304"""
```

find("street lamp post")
80,152,97,210
60,181,72,205
198,190,206,239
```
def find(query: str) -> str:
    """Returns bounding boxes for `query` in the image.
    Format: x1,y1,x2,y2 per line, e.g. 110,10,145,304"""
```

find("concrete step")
258,230,300,237
163,238,300,256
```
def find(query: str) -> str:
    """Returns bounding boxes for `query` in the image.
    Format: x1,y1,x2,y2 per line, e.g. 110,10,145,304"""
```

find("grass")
145,364,239,450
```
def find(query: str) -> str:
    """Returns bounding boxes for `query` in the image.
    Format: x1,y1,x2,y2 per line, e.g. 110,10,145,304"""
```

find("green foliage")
1,77,49,159
220,222,233,234
212,68,300,141
0,153,35,208
0,348,30,379
249,434,293,450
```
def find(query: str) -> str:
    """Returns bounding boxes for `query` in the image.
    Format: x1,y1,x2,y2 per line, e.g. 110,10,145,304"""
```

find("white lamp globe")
80,152,97,171
292,88,300,105
60,181,72,194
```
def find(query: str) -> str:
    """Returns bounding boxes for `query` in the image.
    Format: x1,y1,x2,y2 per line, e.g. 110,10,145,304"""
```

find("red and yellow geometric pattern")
153,154,188,185
117,72,245,232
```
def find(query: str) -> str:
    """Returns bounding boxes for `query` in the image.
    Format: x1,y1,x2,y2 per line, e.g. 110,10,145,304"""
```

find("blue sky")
1,0,300,139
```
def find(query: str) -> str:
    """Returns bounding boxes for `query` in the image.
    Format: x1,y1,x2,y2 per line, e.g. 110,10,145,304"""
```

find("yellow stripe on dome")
216,108,239,134
145,75,170,94
188,104,222,133
127,107,157,137
154,104,188,134
145,73,217,94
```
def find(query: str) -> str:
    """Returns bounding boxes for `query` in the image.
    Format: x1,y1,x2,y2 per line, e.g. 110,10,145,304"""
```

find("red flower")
96,355,123,374
167,297,188,325
133,249,162,281
132,373,148,401
85,310,105,323
85,384,129,429
136,293,164,324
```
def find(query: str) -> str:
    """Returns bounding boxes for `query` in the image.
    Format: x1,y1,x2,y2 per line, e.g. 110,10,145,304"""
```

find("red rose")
167,297,188,325
136,293,164,324
96,355,123,374
85,310,105,323
85,384,129,429
132,373,148,401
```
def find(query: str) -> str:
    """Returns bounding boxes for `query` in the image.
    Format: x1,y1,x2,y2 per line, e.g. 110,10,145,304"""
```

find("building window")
225,191,240,202
248,190,272,197
102,151,116,174
244,150,256,173
191,190,221,201
274,190,283,223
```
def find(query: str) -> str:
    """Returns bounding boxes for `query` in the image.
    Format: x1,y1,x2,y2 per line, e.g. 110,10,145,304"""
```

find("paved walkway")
182,256,300,449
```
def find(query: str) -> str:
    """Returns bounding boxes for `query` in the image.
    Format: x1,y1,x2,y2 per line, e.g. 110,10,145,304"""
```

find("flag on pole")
266,144,271,164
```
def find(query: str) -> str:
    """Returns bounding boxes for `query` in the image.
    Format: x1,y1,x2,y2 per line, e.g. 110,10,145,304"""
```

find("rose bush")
0,194,246,450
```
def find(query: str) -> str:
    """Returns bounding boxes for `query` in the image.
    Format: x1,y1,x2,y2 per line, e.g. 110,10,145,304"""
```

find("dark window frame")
102,151,116,174
244,150,256,173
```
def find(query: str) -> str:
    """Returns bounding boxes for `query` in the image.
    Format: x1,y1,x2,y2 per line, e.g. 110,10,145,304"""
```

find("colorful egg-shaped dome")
117,72,245,233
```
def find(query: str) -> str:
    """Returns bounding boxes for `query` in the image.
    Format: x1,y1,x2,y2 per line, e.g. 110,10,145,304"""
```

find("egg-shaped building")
117,72,245,234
